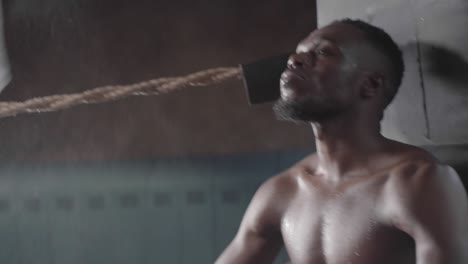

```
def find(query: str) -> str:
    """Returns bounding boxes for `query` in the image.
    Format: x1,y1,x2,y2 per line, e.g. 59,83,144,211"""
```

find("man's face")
274,22,369,122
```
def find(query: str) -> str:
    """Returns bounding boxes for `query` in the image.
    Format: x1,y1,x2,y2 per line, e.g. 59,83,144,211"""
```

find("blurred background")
0,0,467,263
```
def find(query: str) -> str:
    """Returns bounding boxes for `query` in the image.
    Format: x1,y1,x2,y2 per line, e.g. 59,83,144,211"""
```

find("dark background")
0,0,317,162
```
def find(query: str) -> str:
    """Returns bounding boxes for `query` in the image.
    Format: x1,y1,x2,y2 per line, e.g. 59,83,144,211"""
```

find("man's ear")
360,73,384,99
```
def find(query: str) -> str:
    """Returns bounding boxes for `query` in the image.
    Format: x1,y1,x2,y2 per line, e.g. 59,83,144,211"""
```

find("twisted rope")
0,67,242,119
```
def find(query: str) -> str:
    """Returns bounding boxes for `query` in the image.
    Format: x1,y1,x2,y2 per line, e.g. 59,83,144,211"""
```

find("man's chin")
272,98,334,123
273,98,313,123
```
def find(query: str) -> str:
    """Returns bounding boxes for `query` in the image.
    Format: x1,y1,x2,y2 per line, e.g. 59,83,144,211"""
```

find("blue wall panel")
0,148,313,264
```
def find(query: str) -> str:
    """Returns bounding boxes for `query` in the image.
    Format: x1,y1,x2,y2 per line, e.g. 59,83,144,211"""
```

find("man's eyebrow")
296,37,339,53
314,36,338,44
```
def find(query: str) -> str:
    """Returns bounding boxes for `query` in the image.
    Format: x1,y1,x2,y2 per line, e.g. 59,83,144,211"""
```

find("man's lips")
280,69,306,82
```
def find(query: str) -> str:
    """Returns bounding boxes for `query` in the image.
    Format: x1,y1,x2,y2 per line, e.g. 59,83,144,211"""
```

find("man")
216,19,468,264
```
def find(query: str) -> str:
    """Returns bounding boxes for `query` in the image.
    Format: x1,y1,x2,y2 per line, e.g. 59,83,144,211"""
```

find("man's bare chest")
280,179,415,264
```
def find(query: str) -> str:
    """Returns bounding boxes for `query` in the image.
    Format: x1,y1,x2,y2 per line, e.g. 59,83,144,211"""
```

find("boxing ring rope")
0,67,242,119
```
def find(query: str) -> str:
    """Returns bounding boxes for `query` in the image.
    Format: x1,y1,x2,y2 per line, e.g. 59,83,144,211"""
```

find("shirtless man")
216,19,468,264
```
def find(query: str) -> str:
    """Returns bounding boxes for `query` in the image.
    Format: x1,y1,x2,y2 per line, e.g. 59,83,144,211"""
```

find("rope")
0,67,242,119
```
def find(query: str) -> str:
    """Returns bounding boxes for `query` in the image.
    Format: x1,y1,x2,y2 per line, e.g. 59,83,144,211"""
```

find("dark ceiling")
0,0,316,163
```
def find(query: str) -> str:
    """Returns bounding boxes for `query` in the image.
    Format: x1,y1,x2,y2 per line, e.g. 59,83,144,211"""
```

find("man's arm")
390,163,468,264
215,176,289,264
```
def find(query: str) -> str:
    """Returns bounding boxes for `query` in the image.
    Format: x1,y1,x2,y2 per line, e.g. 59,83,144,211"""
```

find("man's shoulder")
386,144,448,186
380,144,468,241
258,168,301,199
255,153,318,204
243,163,308,235
265,152,317,183
387,143,453,184
383,143,464,209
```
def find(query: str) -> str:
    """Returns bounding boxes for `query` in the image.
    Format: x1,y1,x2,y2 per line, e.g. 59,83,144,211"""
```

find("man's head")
273,19,404,123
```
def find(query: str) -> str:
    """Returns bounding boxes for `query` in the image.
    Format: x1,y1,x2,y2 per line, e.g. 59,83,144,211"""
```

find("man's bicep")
215,178,285,264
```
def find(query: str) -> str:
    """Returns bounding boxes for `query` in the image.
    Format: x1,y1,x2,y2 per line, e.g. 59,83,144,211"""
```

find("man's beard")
273,96,343,123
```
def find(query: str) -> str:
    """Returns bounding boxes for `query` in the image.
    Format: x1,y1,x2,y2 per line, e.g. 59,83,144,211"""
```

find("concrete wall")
0,149,313,264
317,0,468,148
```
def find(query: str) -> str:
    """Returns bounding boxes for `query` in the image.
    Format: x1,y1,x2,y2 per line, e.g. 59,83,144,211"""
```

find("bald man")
216,19,468,264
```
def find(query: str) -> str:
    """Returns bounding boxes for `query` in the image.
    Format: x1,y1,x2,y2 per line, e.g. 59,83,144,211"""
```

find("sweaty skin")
216,21,468,264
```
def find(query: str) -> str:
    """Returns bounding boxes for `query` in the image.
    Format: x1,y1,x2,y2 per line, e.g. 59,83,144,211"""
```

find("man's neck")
311,114,387,183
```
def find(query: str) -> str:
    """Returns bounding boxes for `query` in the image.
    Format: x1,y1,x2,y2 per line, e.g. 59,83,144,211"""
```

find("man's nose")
287,53,311,69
